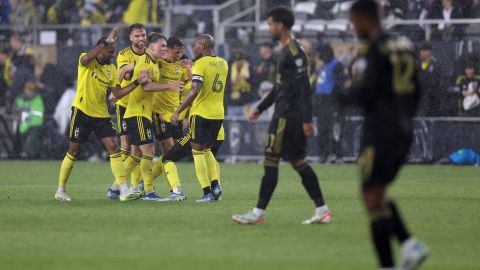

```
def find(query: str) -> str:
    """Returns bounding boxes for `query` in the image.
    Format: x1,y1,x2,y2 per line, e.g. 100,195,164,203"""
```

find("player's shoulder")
195,55,228,70
286,39,304,57
118,47,132,56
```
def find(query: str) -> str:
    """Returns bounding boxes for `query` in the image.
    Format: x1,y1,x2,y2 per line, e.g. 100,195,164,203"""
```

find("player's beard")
271,31,281,42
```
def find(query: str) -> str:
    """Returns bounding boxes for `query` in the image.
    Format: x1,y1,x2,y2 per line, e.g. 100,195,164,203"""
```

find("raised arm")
80,27,119,66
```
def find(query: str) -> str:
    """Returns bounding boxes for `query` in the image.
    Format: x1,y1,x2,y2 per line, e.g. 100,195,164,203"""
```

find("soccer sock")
387,200,411,243
58,153,75,189
110,152,127,185
295,163,326,207
130,164,141,186
119,148,129,161
152,155,164,180
163,160,181,189
216,160,221,184
369,205,394,268
140,155,154,192
256,159,279,210
125,154,140,175
204,149,219,182
192,149,210,190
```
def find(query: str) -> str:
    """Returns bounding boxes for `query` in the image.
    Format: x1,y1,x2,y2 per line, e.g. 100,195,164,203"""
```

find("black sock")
211,179,219,189
369,206,394,267
256,160,279,210
388,200,410,243
295,163,325,207
203,187,211,195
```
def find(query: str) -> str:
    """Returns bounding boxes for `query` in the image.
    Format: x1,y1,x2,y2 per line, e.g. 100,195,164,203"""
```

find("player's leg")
160,136,186,200
161,135,192,200
292,159,332,224
203,120,223,200
55,142,81,202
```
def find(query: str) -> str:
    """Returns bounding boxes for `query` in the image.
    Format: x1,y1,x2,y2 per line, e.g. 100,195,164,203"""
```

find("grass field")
0,161,479,270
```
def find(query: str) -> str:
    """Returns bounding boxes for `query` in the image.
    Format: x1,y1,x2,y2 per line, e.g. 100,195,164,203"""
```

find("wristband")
133,79,139,86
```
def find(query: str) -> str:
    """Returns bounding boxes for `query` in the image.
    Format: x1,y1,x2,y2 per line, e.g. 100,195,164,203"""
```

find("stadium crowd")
0,0,480,160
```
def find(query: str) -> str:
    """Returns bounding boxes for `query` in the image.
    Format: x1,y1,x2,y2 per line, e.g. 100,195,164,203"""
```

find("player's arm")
249,87,276,122
180,59,193,81
118,62,135,82
111,70,151,99
81,27,119,66
142,81,184,92
171,80,201,125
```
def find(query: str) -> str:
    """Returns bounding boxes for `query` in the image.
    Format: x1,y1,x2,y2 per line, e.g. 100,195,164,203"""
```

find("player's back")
190,55,228,120
358,33,420,139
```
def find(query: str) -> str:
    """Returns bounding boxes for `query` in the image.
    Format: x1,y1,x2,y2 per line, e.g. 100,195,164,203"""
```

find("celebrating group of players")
54,24,228,203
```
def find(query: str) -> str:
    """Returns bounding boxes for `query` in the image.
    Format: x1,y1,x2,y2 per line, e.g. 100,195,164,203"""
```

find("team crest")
122,121,127,131
106,70,111,78
74,127,80,138
147,129,152,139
175,66,180,74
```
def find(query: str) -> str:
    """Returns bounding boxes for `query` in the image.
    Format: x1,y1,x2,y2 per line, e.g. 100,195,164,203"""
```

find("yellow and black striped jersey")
190,56,228,120
124,53,160,121
72,53,119,118
116,46,144,108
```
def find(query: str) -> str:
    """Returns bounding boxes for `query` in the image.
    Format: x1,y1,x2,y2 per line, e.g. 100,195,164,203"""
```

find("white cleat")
119,186,139,202
398,237,429,270
55,191,71,202
302,210,333,224
232,211,265,224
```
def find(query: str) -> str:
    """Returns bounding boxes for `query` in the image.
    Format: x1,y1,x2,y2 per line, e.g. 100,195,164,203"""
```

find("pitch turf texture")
0,161,478,270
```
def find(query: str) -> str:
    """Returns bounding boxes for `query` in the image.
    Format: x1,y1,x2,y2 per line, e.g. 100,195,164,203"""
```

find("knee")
67,143,81,158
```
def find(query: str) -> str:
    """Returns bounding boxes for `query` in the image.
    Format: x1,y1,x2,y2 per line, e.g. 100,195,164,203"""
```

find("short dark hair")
260,42,273,49
147,32,167,46
128,23,145,35
267,6,295,30
350,0,380,18
167,37,184,48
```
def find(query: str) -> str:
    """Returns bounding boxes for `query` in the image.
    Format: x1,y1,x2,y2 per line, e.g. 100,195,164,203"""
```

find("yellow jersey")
153,59,189,121
72,53,119,118
190,56,228,120
116,46,144,108
124,53,160,121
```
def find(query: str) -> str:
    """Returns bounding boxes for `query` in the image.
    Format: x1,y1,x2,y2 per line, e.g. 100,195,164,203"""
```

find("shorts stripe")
116,105,121,132
358,146,376,183
179,134,191,146
190,115,196,139
69,107,78,138
137,117,144,141
274,118,286,153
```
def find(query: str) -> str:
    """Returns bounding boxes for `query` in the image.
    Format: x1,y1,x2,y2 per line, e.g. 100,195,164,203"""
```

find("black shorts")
115,104,128,136
152,113,184,141
163,133,224,163
69,107,116,143
357,139,411,188
264,117,307,161
125,116,154,146
189,115,223,145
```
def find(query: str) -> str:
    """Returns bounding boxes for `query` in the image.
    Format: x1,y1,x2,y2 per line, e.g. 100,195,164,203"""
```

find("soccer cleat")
168,191,187,201
302,210,333,224
212,184,222,201
131,185,145,198
119,187,139,202
55,191,71,202
106,188,120,200
232,211,264,224
195,193,215,203
141,192,168,201
398,237,429,270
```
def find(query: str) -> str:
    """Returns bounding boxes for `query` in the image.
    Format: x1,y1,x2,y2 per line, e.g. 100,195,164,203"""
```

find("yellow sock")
119,148,129,161
204,149,219,182
192,149,210,188
164,161,181,189
216,161,221,184
58,153,75,188
125,155,140,175
140,155,154,191
130,165,141,186
110,152,126,184
152,156,164,180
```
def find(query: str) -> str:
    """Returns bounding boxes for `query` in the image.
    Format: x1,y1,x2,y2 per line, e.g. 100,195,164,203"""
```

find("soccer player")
171,34,228,203
107,23,147,199
337,1,429,269
231,6,332,224
150,37,191,201
54,28,151,202
123,33,184,201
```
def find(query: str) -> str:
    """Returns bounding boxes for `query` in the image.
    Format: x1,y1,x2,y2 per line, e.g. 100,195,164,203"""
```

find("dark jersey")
336,33,420,145
257,39,313,123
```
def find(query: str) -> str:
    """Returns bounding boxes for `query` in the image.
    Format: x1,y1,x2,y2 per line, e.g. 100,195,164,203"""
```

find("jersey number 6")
212,73,224,93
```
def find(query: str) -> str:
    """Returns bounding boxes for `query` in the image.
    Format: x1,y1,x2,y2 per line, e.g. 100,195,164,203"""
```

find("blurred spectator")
314,44,345,163
47,0,81,24
253,42,276,89
428,0,464,40
0,48,13,111
227,51,254,117
53,80,76,136
455,62,480,115
123,0,159,24
8,0,38,29
13,79,44,158
39,64,68,116
471,0,480,17
418,43,443,116
0,0,11,24
9,34,34,101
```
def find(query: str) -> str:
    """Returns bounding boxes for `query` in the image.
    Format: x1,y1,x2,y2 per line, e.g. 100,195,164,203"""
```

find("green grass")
0,161,479,270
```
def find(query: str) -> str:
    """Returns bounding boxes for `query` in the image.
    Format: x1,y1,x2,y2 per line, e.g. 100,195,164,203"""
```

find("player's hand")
248,108,261,123
138,70,151,84
171,113,179,125
108,92,117,103
170,81,185,93
106,27,120,44
179,59,193,69
303,122,316,138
